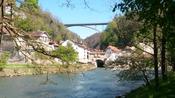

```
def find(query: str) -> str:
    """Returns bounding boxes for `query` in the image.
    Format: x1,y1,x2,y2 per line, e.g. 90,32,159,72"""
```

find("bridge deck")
64,23,108,27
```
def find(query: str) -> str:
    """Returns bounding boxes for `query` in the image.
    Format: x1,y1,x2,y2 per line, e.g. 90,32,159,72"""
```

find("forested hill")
85,16,141,50
14,0,81,42
84,33,101,49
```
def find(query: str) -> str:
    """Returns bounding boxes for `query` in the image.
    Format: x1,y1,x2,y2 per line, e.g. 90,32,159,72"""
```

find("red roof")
107,45,120,52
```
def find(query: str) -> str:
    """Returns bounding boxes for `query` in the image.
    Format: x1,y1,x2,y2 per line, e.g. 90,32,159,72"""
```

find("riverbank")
124,72,175,98
0,64,97,77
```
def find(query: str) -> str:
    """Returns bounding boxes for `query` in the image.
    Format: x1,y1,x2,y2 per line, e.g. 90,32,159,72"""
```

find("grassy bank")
3,64,34,68
0,63,96,77
126,72,175,98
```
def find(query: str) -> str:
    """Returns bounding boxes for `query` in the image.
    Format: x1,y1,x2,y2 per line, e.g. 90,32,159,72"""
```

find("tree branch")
133,44,154,56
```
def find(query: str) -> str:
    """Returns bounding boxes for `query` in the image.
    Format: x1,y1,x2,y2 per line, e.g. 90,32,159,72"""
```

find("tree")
100,31,118,49
116,0,162,89
159,0,175,79
20,0,39,13
167,26,175,71
14,17,33,32
100,16,140,49
117,54,153,85
52,45,78,65
117,0,175,87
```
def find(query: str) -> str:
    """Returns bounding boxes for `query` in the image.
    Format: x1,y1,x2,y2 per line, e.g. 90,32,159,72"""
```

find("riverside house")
30,31,55,51
15,31,54,51
61,40,89,63
105,45,121,63
11,31,54,63
87,49,105,64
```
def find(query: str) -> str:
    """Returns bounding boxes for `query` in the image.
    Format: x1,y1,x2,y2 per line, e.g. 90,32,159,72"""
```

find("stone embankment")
0,64,97,77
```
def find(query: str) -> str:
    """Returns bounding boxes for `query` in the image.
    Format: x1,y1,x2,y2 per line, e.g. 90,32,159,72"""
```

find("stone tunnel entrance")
96,59,104,67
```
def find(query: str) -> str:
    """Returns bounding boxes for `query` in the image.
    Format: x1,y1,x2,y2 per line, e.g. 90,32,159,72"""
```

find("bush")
52,45,78,65
0,51,10,69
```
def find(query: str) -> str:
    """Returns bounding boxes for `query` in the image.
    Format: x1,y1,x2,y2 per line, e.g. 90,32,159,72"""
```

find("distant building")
10,31,54,63
61,40,105,64
61,40,88,63
105,45,121,62
30,31,54,51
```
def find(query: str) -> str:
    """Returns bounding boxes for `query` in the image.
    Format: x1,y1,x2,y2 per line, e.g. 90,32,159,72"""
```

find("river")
0,68,144,98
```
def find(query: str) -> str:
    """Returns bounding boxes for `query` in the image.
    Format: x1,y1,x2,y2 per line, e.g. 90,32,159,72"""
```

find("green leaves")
20,0,39,13
100,16,140,49
0,51,10,68
15,17,33,32
15,2,80,42
52,45,78,65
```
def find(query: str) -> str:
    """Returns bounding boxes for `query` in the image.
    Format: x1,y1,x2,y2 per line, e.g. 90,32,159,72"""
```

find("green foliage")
52,45,78,65
118,57,153,80
55,35,62,41
15,1,81,42
5,64,34,68
15,17,33,32
112,50,153,85
100,31,118,49
100,16,140,49
0,51,10,68
117,0,175,82
20,0,39,13
126,73,175,98
167,28,175,70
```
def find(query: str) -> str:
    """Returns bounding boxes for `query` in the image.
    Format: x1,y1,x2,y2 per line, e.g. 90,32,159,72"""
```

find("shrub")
0,51,10,69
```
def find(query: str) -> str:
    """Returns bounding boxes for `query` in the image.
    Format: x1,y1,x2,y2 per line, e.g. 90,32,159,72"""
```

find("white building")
61,40,88,63
15,31,54,51
105,45,121,62
30,31,54,51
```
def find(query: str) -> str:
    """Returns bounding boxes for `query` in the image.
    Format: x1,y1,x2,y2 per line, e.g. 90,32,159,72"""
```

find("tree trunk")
142,69,150,86
161,31,167,80
173,62,175,71
0,0,4,48
153,24,159,90
172,56,175,71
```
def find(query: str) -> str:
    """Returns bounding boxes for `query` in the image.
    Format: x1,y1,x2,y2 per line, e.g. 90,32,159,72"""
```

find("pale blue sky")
39,0,121,39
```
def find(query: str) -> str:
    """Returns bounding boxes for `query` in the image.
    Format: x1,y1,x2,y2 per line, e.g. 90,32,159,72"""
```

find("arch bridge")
64,22,109,32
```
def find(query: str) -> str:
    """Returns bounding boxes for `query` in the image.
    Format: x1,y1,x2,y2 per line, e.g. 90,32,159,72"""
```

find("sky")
39,0,121,39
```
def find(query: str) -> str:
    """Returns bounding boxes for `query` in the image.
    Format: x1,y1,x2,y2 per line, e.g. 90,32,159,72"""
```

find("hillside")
84,33,101,49
85,16,141,50
14,0,81,42
100,16,141,49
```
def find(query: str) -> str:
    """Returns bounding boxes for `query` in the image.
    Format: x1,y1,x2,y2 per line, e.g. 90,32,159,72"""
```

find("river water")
0,68,144,98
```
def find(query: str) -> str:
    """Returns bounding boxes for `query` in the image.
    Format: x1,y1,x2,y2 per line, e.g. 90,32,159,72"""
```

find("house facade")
105,45,121,62
11,31,54,63
30,31,54,51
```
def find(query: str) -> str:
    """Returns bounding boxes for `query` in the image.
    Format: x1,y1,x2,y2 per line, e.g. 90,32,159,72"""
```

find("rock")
3,68,15,76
